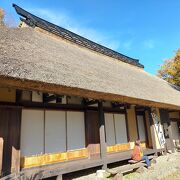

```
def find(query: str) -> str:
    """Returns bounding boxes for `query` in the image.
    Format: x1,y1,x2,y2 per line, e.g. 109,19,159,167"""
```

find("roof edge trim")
13,4,144,68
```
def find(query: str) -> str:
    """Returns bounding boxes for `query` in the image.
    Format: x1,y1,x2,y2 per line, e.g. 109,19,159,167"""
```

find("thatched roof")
13,4,144,69
0,27,180,110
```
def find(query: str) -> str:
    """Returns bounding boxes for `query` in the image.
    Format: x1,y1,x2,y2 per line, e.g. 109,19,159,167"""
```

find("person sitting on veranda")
131,139,151,167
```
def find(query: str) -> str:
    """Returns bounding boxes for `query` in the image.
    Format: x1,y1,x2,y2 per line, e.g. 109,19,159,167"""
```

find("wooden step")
128,155,155,164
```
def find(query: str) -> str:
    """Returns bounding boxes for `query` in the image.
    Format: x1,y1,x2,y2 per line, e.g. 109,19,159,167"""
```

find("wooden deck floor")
19,148,157,179
107,148,155,164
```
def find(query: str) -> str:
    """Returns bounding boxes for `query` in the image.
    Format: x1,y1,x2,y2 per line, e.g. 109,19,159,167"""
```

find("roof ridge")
13,4,144,68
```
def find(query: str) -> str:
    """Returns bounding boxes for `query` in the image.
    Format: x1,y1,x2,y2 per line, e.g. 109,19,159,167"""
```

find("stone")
104,171,111,178
148,166,154,170
151,158,157,164
112,173,123,180
96,170,106,179
106,168,117,175
136,166,148,173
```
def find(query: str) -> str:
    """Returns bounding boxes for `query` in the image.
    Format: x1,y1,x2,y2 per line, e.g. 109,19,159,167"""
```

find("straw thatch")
0,27,180,109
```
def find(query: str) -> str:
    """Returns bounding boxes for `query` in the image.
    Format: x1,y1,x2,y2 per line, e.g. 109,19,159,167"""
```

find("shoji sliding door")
105,113,128,145
45,110,66,153
114,114,128,144
21,109,44,156
105,113,116,145
137,115,146,141
67,111,85,150
21,109,86,157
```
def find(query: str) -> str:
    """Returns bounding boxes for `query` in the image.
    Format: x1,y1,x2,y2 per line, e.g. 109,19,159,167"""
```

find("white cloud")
27,8,121,50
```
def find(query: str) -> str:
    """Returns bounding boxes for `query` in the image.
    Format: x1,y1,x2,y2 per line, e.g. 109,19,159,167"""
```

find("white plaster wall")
114,114,128,144
32,91,43,102
67,96,82,104
21,91,31,101
45,110,66,153
103,101,112,107
61,96,67,104
67,111,85,150
21,109,44,156
105,113,116,145
137,115,146,141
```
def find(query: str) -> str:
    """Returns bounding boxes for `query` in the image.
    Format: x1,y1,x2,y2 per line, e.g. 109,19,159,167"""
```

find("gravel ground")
124,152,180,180
63,152,180,180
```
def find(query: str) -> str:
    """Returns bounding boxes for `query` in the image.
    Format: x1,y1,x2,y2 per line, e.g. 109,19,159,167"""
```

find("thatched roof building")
0,5,180,178
0,4,180,110
0,27,180,110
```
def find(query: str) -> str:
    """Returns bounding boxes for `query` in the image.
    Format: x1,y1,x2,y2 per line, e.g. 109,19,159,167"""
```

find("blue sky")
1,0,180,74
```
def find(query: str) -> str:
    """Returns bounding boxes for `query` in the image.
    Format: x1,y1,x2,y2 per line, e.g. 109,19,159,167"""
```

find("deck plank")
20,148,156,179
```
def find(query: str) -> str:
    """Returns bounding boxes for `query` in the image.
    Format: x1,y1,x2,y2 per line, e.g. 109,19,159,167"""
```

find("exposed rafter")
43,93,63,103
112,102,130,109
82,98,98,106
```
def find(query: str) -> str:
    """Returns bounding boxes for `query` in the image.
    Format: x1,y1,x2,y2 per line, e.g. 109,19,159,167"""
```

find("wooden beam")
43,93,56,103
125,108,130,142
43,93,64,103
0,101,126,114
98,101,107,170
1,77,180,111
112,102,131,109
83,99,98,106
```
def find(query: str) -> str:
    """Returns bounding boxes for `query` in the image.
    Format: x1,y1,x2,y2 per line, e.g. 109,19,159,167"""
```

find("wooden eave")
0,76,180,110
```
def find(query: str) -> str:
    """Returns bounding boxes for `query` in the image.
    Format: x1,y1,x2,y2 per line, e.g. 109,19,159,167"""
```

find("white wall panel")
105,113,116,145
67,111,85,150
21,109,44,156
45,111,66,153
67,96,83,104
137,115,146,141
32,91,43,102
114,114,128,144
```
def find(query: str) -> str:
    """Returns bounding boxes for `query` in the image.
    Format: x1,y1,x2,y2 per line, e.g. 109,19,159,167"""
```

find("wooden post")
159,109,175,153
98,101,107,170
167,121,175,153
148,109,157,154
0,107,21,176
56,174,62,180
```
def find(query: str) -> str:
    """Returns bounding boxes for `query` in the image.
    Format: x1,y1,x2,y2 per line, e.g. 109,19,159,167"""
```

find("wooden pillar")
98,101,107,170
126,106,138,144
167,122,175,153
0,107,21,176
159,109,175,153
148,109,157,153
56,174,62,180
